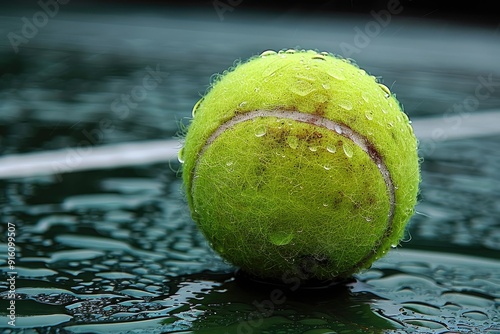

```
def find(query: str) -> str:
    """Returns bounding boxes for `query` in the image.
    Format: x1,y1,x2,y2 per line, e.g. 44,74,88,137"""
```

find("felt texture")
180,49,420,280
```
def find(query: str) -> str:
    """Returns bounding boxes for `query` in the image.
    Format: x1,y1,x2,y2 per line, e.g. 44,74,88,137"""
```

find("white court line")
0,140,180,179
411,110,500,141
0,111,499,179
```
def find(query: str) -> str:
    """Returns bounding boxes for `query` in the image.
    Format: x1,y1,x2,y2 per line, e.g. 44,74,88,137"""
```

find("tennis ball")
180,49,419,281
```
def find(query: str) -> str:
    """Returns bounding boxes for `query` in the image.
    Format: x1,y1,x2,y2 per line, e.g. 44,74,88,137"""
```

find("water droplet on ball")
313,93,328,103
327,70,345,81
254,125,267,137
342,142,354,158
269,231,294,246
308,146,318,152
311,55,327,61
365,110,374,120
338,100,353,110
239,101,248,108
378,83,391,98
334,125,342,134
260,50,277,57
286,136,299,149
263,61,290,78
177,147,185,163
358,69,367,76
295,72,316,82
361,92,370,103
326,144,337,153
290,79,316,96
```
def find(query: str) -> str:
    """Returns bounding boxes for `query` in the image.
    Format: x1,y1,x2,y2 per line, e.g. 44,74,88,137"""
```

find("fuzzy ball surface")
180,49,420,281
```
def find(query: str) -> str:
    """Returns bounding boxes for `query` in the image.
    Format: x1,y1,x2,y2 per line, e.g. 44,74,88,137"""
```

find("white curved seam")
197,110,395,228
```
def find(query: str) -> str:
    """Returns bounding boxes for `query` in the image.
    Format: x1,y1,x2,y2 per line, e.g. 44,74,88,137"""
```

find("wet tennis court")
1,3,499,333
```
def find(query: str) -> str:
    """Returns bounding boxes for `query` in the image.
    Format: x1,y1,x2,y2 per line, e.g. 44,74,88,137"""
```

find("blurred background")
0,1,499,333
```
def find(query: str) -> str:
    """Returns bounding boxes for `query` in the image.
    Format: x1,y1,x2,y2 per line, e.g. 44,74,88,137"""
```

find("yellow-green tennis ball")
180,49,420,281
